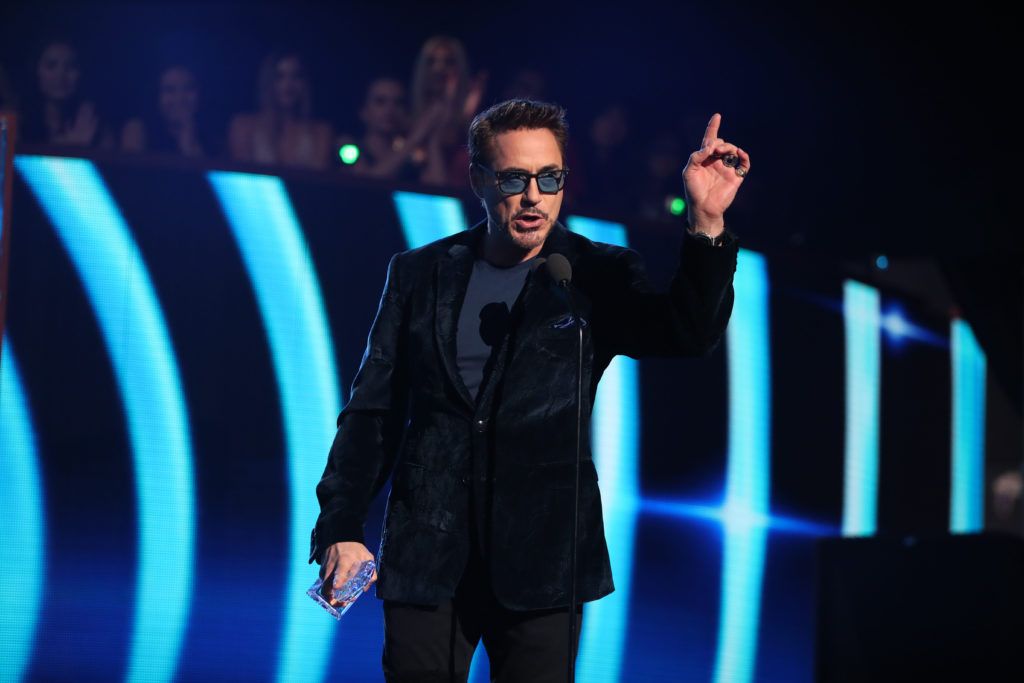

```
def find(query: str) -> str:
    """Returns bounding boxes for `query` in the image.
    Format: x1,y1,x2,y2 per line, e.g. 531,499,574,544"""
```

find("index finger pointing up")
702,113,721,149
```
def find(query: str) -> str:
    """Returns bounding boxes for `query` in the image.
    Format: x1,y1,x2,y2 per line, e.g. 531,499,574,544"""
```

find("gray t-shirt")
456,255,539,402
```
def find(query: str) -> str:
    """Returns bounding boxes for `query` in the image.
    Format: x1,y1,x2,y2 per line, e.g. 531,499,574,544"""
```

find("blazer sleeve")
591,230,739,359
308,251,409,564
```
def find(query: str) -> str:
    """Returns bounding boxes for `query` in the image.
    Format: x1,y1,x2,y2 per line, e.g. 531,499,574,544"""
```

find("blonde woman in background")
409,35,486,186
228,51,334,170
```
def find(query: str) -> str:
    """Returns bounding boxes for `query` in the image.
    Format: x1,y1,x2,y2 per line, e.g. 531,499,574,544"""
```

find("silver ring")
736,166,747,178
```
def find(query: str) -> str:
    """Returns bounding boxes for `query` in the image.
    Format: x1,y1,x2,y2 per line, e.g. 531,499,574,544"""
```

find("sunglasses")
475,164,570,196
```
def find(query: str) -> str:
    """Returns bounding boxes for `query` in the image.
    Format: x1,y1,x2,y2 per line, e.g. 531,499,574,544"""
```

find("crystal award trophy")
307,559,376,619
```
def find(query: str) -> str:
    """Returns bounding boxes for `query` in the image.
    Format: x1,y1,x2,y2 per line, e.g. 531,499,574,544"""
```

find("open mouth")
513,214,544,230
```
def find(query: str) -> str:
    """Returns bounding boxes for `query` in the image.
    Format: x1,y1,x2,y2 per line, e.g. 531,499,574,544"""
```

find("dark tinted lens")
537,173,563,193
498,175,527,194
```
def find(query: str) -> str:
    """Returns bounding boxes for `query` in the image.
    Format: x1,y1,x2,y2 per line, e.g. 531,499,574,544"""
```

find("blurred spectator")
410,35,486,187
19,38,114,148
576,102,640,215
121,64,214,158
228,51,334,169
500,68,546,101
993,468,1023,522
337,76,422,181
635,131,687,219
0,62,17,112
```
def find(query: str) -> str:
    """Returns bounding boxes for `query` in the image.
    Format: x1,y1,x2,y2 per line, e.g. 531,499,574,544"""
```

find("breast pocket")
534,315,590,358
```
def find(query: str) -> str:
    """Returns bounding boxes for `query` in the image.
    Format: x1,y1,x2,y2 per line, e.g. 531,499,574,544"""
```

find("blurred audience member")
0,63,18,112
410,35,486,187
228,51,334,169
337,76,421,181
993,468,1023,522
121,64,213,158
576,102,639,215
19,38,114,148
500,68,546,101
635,131,687,219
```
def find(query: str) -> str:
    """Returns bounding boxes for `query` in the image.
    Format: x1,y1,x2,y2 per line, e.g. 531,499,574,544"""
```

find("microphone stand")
557,277,583,683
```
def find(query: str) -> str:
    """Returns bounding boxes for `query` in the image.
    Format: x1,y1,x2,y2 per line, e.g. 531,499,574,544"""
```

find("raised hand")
463,70,488,119
682,113,750,232
57,101,99,146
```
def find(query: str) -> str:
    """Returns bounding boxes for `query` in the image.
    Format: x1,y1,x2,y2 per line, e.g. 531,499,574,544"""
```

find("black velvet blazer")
309,218,739,610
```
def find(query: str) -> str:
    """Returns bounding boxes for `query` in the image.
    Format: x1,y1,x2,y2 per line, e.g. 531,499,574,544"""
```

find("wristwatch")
686,227,735,247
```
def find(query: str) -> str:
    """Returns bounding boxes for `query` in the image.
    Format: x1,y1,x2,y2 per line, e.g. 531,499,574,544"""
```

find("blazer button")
460,475,471,485
474,418,488,433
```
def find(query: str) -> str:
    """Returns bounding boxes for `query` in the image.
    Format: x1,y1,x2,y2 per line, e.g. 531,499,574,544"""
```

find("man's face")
159,67,199,124
360,79,407,136
472,128,565,258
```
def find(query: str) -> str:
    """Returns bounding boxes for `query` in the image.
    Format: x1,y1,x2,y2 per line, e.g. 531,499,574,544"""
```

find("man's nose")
522,177,542,205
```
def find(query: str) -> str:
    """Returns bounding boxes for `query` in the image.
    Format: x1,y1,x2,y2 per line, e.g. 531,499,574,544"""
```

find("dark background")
3,0,1018,414
1,1,1016,258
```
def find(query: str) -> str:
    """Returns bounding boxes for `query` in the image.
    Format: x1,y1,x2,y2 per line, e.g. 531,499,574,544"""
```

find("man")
309,99,748,681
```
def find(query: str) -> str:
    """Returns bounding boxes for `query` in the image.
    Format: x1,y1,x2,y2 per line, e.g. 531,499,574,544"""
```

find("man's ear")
469,164,485,199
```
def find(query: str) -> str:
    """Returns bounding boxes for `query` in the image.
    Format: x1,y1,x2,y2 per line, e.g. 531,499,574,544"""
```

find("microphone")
544,252,582,683
545,253,572,287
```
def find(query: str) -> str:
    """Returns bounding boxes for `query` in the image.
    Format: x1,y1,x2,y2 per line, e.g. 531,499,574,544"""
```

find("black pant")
382,534,583,683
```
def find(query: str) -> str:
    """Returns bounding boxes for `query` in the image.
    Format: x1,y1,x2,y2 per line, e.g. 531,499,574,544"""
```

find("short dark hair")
468,98,568,167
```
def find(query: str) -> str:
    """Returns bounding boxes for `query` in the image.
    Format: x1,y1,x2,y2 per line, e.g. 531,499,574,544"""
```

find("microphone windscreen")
546,253,572,284
530,257,547,273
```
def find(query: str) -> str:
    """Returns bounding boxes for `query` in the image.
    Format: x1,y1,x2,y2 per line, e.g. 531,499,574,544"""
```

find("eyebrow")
499,164,562,174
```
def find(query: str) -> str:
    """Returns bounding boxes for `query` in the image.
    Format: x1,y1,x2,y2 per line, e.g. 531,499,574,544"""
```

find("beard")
496,209,552,253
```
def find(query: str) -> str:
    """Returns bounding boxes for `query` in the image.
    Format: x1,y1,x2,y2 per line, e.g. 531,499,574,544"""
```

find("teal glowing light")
713,249,771,683
207,171,343,683
568,215,639,683
842,280,881,536
16,155,196,683
338,144,360,165
950,319,986,532
392,191,467,247
0,336,45,683
875,254,889,270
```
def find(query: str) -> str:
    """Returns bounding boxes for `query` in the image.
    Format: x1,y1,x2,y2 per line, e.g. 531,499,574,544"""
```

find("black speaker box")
815,533,1024,682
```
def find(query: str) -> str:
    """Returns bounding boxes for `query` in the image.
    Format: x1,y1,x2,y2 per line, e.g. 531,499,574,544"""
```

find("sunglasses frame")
474,164,570,196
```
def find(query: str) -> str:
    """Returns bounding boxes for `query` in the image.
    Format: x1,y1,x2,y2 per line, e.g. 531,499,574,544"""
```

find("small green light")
339,144,360,165
669,196,686,216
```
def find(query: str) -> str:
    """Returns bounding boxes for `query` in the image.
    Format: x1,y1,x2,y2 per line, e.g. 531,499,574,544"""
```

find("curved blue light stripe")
568,215,638,683
950,319,986,532
713,249,771,683
642,497,838,537
841,280,881,535
15,155,195,683
207,171,341,683
393,191,467,247
0,335,45,683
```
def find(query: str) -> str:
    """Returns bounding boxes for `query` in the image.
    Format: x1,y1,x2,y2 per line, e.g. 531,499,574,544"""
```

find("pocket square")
550,314,588,329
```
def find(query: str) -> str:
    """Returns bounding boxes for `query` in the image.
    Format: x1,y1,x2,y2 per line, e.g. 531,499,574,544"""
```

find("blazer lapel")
474,220,576,410
433,219,576,416
434,221,485,414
